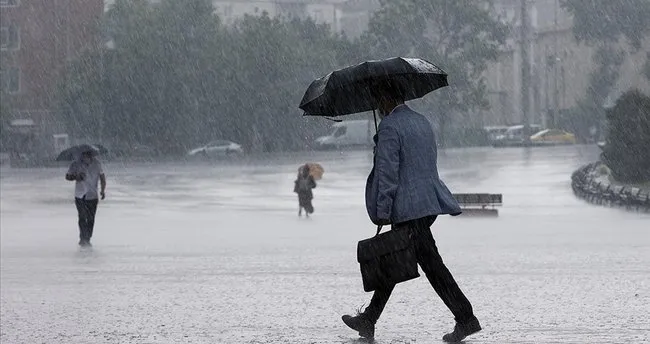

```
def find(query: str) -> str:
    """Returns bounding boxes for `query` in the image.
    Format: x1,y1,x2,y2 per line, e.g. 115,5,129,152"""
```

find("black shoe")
442,317,482,342
342,314,375,339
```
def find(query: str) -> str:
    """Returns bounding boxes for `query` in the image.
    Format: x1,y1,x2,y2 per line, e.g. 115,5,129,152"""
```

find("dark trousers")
298,193,314,214
363,216,475,324
75,197,99,242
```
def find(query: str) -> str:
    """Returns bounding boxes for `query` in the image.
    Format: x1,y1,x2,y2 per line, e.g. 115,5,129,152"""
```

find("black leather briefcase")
357,225,420,292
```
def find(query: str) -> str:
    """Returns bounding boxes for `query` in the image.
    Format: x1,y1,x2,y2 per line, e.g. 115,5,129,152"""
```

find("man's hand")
100,191,106,200
374,218,391,226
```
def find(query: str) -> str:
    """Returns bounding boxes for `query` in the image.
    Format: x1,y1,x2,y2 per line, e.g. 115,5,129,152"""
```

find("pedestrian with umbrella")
294,163,322,217
56,143,108,162
63,144,107,247
299,57,480,342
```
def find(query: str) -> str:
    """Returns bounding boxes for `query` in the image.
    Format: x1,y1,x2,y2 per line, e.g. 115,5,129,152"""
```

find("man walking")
65,146,106,247
342,83,481,342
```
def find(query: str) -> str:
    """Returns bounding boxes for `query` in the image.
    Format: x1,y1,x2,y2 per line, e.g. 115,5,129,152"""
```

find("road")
1,145,648,343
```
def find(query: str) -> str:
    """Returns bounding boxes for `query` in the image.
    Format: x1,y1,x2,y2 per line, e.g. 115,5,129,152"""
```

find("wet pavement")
1,146,648,344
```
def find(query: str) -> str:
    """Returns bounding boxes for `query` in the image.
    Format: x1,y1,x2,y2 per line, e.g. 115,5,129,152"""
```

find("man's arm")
375,125,400,221
65,162,79,181
98,161,106,199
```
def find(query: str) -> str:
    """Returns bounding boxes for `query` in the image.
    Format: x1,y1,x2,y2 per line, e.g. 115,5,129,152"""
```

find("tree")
222,14,360,152
561,0,650,141
561,0,650,50
562,0,650,104
361,0,508,124
58,0,364,154
0,89,11,151
644,53,650,81
601,90,650,183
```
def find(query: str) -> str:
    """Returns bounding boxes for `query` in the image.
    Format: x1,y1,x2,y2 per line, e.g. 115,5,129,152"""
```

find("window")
0,25,20,50
0,67,20,93
277,3,306,18
312,10,324,22
333,126,346,137
0,0,19,7
223,4,233,17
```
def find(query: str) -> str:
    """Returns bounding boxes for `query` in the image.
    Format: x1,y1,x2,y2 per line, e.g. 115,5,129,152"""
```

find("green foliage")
0,92,8,149
602,90,650,183
59,0,362,154
587,46,626,102
361,0,508,117
561,0,650,50
557,101,605,142
0,85,16,151
59,0,510,153
561,0,650,137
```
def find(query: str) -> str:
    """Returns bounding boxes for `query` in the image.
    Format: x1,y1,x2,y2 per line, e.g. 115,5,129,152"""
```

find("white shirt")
68,159,104,200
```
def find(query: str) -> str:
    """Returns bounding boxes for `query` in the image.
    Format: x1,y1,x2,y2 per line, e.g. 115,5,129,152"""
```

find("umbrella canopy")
307,163,324,180
56,144,106,161
92,143,109,155
298,163,324,180
299,57,448,117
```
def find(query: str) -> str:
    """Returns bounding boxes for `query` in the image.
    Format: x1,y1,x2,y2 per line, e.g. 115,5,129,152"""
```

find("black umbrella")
92,143,109,155
56,144,106,161
299,57,448,117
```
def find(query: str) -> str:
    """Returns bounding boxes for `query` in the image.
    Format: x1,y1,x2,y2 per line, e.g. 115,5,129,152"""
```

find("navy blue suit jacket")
365,105,461,224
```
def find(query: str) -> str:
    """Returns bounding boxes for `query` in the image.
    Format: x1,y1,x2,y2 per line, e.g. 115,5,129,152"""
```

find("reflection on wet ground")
1,146,648,343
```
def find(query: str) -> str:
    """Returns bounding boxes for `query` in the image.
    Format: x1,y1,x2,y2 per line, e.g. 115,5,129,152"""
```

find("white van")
493,124,542,147
315,120,376,150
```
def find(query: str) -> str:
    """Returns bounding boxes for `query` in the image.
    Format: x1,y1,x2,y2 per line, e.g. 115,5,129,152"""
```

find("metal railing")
571,162,650,212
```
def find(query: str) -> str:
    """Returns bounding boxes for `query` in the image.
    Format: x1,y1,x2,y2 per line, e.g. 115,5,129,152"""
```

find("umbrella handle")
373,110,378,133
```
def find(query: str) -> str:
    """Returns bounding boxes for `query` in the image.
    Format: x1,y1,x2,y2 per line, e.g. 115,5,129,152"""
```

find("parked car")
530,129,577,145
484,126,510,145
131,144,156,156
187,140,243,157
492,124,543,147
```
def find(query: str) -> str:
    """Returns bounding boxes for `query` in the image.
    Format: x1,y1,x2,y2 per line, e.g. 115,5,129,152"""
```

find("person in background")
65,147,106,247
294,164,317,217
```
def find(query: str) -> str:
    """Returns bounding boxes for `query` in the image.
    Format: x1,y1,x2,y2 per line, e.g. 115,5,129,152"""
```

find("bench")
452,193,503,217
453,193,503,208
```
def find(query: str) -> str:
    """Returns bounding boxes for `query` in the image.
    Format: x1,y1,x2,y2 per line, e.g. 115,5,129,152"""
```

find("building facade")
1,0,104,159
104,0,378,37
484,0,650,128
211,0,378,37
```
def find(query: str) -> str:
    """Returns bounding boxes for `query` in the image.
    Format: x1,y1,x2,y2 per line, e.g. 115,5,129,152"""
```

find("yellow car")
530,129,577,145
